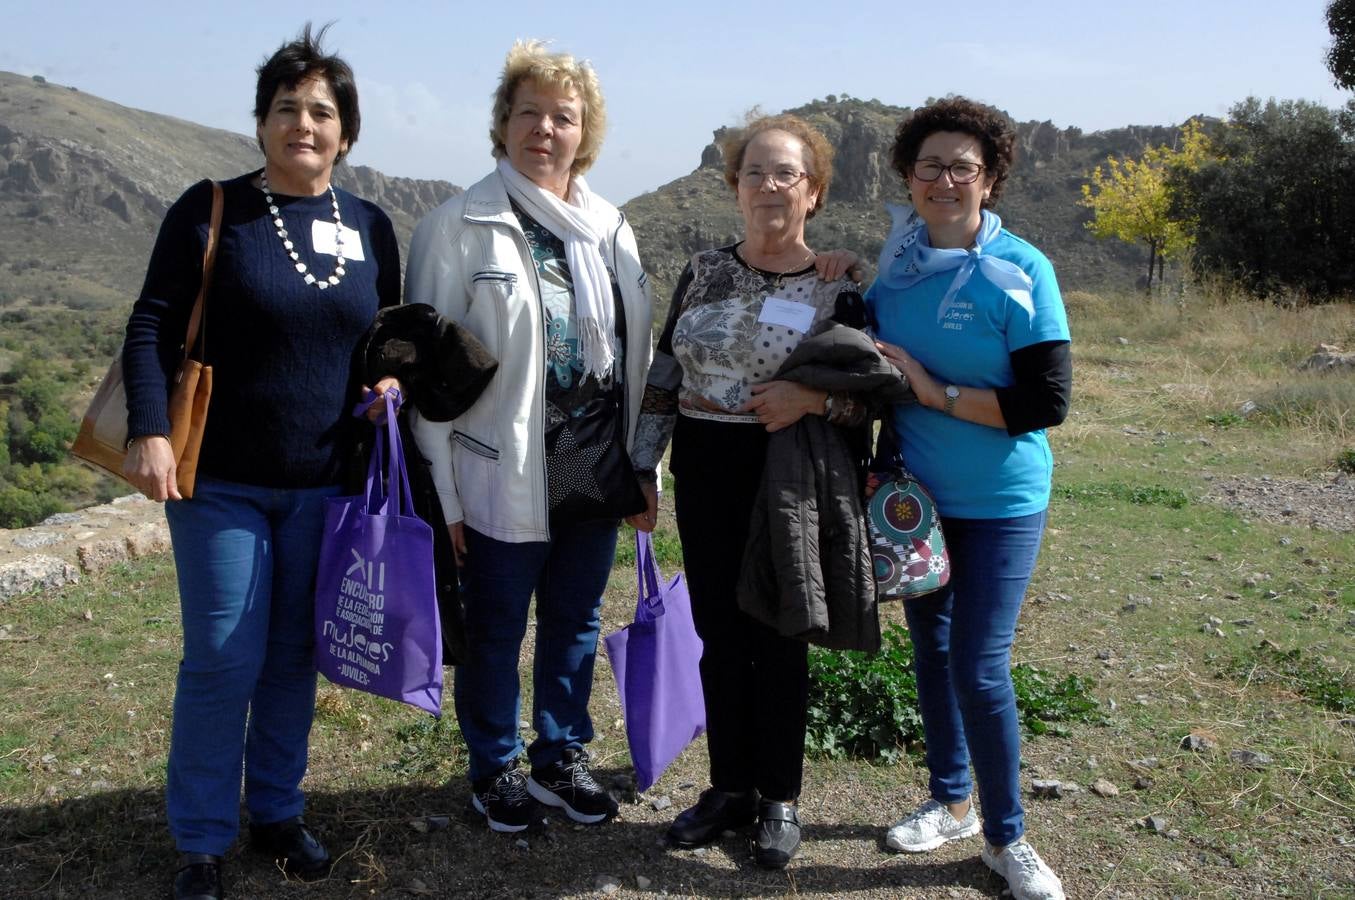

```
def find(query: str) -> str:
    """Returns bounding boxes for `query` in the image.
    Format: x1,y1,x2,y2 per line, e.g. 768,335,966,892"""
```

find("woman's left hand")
742,381,828,432
815,249,865,284
625,480,659,533
362,376,404,423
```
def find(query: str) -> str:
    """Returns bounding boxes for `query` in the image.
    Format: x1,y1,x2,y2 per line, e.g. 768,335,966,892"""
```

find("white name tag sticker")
311,220,365,261
758,296,817,333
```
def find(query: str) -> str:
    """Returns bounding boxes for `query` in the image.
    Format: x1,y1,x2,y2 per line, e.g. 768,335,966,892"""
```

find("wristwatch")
943,384,960,416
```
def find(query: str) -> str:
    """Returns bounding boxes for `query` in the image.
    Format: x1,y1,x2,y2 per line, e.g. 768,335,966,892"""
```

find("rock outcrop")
0,495,171,601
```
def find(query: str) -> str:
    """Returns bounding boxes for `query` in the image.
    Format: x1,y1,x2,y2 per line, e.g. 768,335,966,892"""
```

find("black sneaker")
471,760,534,833
526,748,619,824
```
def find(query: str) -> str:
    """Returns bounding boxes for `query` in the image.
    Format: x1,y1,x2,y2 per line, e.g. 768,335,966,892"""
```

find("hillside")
623,96,1186,312
1,71,1200,318
0,70,462,313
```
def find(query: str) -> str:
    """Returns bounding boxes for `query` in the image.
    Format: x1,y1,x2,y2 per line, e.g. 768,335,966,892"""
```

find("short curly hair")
889,97,1015,206
721,114,834,219
489,40,607,176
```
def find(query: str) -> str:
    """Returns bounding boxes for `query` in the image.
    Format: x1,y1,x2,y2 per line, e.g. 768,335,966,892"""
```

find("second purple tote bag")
604,531,705,792
314,395,442,716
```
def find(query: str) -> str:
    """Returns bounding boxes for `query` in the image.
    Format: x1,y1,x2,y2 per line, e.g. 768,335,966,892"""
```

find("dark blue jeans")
163,476,341,855
455,520,619,783
902,510,1047,848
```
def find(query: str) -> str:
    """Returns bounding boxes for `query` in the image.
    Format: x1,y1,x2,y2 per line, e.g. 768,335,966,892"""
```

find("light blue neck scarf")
875,203,1035,323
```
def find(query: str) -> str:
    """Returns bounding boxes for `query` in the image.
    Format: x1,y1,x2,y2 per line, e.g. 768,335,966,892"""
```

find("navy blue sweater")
122,172,400,488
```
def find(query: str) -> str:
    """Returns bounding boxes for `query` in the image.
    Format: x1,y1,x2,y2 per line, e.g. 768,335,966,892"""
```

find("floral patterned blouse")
631,245,865,477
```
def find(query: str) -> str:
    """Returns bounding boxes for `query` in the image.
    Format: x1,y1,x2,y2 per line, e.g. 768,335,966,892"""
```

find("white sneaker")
982,839,1065,900
884,798,980,852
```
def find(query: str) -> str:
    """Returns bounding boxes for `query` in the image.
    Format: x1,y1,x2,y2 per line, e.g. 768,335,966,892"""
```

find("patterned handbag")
867,467,950,600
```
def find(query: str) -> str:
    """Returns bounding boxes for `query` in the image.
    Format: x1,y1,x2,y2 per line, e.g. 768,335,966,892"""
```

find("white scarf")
875,203,1036,323
496,158,616,380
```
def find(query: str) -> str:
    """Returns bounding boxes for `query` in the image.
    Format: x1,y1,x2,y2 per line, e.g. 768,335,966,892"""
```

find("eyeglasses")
738,167,809,189
911,160,985,184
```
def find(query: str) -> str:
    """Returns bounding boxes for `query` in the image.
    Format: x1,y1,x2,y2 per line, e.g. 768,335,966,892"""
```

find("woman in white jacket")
407,40,652,834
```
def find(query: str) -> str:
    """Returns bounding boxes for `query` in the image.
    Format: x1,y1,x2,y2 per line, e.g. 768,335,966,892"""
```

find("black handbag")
546,388,646,526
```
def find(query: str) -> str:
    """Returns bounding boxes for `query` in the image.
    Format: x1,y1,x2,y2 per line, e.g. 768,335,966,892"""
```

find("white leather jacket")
407,170,653,543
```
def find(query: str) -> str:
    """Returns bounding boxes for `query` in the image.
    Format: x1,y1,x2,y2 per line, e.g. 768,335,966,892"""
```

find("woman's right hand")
448,521,467,567
123,436,181,502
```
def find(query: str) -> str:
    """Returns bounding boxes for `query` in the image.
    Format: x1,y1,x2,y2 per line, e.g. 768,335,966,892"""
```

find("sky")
3,1,1350,203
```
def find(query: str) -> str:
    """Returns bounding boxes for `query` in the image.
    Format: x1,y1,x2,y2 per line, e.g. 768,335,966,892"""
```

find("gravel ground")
1202,471,1355,532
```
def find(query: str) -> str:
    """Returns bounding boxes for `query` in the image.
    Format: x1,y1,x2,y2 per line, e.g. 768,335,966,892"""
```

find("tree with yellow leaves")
1080,122,1209,291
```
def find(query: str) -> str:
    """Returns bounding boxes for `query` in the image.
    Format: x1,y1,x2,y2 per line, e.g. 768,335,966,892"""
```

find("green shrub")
806,624,921,763
0,485,62,528
805,623,1103,763
1337,448,1355,474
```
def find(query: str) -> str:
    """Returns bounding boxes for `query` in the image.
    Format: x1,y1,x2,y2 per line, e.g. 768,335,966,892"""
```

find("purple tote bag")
314,395,442,715
604,531,706,792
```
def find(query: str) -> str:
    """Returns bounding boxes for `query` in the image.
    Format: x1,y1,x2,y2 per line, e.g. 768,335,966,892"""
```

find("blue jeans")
455,520,619,783
902,510,1047,848
163,476,341,855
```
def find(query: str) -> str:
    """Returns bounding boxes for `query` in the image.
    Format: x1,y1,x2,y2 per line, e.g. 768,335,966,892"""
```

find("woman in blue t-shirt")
865,98,1071,900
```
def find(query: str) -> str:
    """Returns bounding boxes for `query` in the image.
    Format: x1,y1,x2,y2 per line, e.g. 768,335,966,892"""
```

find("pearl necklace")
260,170,346,290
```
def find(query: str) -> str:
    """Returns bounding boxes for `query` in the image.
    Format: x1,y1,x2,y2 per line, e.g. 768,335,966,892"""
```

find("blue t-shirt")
865,229,1070,519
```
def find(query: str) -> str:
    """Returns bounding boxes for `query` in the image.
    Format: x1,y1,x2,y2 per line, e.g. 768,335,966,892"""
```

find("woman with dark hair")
866,97,1070,900
121,24,400,899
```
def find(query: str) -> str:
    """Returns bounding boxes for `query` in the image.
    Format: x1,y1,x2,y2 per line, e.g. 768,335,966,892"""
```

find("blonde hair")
489,40,607,175
721,113,835,218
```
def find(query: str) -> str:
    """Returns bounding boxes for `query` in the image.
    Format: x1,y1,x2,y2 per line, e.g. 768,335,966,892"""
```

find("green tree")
1328,0,1355,90
1171,98,1355,298
1080,122,1207,291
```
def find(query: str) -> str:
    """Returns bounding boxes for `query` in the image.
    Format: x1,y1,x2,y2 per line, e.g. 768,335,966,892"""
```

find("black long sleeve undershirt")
995,339,1072,436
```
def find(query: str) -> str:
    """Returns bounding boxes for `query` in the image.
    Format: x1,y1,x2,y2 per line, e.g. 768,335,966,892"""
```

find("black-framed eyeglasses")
911,160,985,184
738,168,809,189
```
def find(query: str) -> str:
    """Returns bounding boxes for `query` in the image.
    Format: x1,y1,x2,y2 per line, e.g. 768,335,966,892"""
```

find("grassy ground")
1,292,1353,898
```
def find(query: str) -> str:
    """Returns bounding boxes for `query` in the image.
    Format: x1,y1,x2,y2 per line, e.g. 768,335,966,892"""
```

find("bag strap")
383,395,417,516
363,394,416,517
874,414,909,481
634,530,664,621
184,181,224,363
364,413,387,512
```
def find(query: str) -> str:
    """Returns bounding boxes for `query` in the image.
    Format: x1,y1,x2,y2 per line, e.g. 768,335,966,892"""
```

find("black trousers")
671,416,809,802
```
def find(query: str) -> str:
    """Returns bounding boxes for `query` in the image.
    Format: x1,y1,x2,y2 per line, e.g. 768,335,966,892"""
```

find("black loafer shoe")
173,852,223,900
248,816,331,880
666,787,757,848
753,799,801,869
